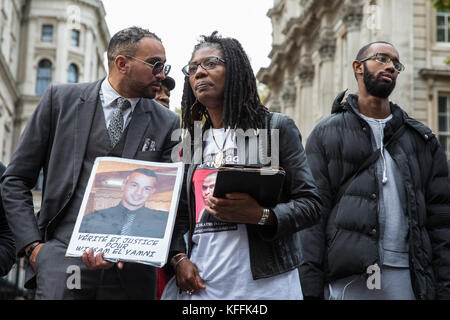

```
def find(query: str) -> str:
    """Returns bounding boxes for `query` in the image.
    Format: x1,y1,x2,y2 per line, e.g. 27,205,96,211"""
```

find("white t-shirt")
177,128,302,300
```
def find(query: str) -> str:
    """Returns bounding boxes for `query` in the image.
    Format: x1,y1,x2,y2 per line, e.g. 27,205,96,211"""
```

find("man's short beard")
127,71,157,99
128,77,156,99
363,64,396,99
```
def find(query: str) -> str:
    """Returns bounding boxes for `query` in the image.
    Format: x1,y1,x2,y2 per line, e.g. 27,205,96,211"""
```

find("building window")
71,29,80,46
36,59,52,96
437,11,450,42
68,63,78,83
41,25,53,42
438,95,450,159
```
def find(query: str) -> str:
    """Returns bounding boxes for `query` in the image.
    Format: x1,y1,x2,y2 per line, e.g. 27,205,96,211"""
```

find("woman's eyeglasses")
182,56,226,77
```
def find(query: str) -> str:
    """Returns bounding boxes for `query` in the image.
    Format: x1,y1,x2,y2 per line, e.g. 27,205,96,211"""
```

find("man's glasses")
359,53,405,72
182,56,226,77
126,55,171,76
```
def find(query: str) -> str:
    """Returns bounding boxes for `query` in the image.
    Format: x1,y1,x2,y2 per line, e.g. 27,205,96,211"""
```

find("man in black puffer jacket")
300,41,450,300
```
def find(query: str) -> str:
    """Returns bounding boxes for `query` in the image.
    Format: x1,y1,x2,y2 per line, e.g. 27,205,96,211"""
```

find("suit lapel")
73,79,103,189
122,99,152,158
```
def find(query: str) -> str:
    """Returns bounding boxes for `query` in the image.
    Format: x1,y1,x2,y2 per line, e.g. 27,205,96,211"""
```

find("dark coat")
79,203,168,239
167,112,322,279
0,162,15,276
300,92,450,300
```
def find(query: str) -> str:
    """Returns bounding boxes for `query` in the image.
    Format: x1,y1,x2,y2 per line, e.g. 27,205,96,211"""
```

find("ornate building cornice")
298,65,315,87
281,76,297,110
283,2,320,38
342,0,363,31
298,55,315,87
267,0,284,18
318,27,336,62
259,0,340,86
282,83,296,104
419,67,450,79
268,45,282,59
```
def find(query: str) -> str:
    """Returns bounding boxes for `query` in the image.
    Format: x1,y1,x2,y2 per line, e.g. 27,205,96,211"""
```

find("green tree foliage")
433,0,450,64
257,81,269,103
174,107,182,122
432,0,450,11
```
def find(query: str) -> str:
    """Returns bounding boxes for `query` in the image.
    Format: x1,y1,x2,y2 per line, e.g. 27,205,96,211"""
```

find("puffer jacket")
299,92,450,300
167,112,322,279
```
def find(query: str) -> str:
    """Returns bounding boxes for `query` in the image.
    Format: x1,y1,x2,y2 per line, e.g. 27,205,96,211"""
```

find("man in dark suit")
79,168,168,238
0,27,179,299
0,162,15,277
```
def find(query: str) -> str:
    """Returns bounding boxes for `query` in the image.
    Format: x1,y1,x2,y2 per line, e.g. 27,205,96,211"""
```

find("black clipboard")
212,165,285,207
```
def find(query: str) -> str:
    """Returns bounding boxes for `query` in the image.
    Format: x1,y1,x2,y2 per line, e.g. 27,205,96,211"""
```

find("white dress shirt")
99,78,141,129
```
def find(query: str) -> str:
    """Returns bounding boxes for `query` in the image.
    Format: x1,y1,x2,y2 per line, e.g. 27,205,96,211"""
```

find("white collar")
100,78,140,111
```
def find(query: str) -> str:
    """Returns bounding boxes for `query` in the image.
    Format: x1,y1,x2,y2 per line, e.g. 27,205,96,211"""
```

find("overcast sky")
102,0,274,111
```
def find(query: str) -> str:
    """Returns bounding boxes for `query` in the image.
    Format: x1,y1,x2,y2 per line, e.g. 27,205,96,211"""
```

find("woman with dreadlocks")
163,32,321,300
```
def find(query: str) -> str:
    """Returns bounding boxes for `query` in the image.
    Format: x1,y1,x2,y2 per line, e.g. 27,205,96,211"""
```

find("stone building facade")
0,0,109,165
257,0,450,159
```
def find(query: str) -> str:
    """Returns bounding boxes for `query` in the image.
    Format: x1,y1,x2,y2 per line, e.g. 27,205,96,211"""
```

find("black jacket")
0,162,15,276
167,112,322,279
300,92,450,300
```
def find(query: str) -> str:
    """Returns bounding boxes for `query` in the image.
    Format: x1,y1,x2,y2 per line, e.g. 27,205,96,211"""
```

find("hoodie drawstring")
378,120,388,184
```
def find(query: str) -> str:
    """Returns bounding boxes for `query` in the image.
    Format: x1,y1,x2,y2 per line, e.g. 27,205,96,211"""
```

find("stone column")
83,27,93,82
92,45,100,81
269,95,281,113
342,0,363,94
318,25,336,120
21,17,38,95
389,0,414,113
281,75,297,120
55,18,68,83
298,54,315,139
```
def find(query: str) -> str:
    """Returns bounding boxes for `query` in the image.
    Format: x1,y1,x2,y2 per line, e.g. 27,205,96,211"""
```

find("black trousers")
33,239,156,300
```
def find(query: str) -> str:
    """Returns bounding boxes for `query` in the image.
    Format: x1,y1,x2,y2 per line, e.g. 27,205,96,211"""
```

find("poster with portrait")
191,167,238,234
66,157,184,268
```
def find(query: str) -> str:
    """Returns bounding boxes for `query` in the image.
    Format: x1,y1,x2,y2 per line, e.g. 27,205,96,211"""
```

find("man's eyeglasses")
126,55,171,76
359,53,405,72
182,56,226,77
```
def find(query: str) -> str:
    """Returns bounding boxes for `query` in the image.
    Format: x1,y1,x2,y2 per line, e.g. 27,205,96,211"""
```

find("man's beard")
363,65,396,99
131,82,157,99
127,73,158,99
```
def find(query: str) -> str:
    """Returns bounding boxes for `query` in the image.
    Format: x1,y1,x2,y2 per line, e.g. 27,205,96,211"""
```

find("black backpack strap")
266,112,272,161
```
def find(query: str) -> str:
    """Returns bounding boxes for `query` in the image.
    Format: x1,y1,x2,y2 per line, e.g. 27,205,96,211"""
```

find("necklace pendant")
214,151,224,168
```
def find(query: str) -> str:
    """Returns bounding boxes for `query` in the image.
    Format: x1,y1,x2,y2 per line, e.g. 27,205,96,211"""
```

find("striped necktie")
120,211,137,236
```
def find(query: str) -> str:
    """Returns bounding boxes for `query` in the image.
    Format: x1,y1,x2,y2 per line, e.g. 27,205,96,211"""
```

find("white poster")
66,157,184,267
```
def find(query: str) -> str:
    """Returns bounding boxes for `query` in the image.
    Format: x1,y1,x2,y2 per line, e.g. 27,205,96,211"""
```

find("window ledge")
419,67,450,79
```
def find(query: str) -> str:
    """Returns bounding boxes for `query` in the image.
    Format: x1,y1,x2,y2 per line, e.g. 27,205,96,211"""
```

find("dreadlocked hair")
181,31,268,136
